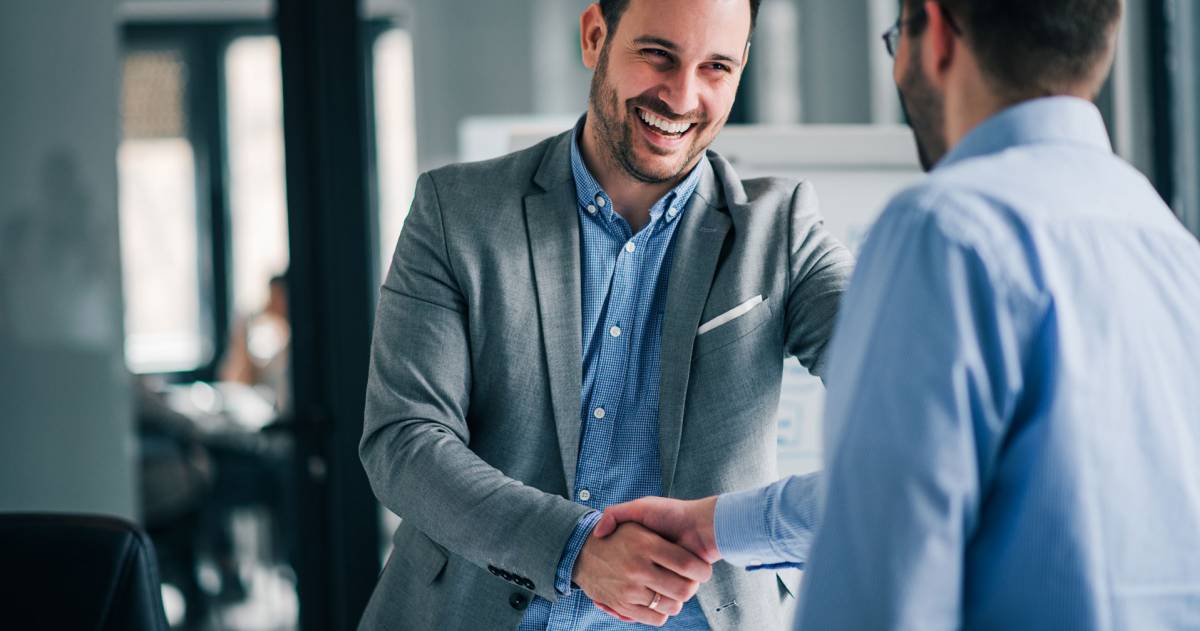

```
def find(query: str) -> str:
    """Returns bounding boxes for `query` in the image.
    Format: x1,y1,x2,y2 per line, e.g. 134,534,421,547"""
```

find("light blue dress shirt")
520,122,711,630
714,97,1200,630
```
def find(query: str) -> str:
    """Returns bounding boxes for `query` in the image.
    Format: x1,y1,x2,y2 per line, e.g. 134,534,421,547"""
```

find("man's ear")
580,3,608,71
921,0,958,85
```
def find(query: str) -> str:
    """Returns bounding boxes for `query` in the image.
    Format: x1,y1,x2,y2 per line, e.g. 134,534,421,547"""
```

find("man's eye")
643,48,670,59
707,63,731,73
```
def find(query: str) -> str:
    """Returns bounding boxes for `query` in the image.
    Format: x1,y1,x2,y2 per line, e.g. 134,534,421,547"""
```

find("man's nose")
657,69,701,118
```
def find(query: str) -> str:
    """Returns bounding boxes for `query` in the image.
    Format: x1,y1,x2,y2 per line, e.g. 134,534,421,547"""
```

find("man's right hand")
572,522,713,626
593,496,721,564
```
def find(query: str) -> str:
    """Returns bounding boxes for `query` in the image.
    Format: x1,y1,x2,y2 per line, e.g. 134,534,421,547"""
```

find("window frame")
121,22,276,381
120,28,217,379
120,20,401,381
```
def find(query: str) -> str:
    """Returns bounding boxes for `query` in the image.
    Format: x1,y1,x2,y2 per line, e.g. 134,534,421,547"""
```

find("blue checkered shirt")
518,124,710,630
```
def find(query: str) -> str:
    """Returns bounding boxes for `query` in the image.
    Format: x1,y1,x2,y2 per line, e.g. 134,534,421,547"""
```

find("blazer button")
487,565,500,576
509,593,529,611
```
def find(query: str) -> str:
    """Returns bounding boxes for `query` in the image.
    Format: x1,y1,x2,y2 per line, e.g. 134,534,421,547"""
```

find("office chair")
0,513,170,631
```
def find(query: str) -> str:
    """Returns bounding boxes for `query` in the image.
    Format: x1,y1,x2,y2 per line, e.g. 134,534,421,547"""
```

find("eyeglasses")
881,4,959,59
882,6,923,59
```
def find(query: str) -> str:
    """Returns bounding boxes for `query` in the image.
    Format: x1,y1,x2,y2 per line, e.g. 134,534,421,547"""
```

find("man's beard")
897,48,948,172
588,45,712,184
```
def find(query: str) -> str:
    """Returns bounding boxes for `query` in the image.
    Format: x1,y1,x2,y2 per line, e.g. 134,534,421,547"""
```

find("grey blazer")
359,129,853,631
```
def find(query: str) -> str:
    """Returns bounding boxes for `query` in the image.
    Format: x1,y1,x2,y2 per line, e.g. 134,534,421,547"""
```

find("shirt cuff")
554,510,603,595
714,485,779,568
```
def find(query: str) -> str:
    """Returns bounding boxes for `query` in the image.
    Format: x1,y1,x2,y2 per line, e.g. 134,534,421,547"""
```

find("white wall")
0,0,136,518
408,0,882,170
798,0,874,123
410,0,566,169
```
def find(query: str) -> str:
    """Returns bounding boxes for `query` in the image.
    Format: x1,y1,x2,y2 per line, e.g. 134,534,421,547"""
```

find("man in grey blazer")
358,0,853,629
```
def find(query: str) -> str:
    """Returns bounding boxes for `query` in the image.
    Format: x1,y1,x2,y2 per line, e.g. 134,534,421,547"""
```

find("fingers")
624,524,708,599
594,498,651,539
602,499,648,527
651,597,683,616
648,537,713,583
606,602,669,627
639,561,700,603
596,588,683,627
593,512,617,538
645,588,685,616
593,601,635,623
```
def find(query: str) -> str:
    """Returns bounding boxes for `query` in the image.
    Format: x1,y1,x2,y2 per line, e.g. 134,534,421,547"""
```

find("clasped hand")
572,496,719,626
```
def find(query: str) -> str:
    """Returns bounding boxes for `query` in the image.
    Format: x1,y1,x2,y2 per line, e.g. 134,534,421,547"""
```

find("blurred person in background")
220,271,291,413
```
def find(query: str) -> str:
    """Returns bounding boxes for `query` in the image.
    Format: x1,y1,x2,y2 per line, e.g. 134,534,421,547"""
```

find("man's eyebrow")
709,52,742,66
631,36,743,66
633,36,680,50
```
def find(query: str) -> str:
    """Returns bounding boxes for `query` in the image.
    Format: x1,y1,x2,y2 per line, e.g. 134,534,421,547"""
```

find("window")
368,22,420,561
225,36,290,319
1172,0,1200,236
372,28,419,277
119,47,210,373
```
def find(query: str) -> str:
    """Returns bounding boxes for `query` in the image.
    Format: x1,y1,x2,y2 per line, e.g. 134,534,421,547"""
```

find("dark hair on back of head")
597,0,763,40
904,0,1122,96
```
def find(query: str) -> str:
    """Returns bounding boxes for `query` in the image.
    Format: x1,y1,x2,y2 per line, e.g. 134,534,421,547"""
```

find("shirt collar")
938,96,1113,170
569,116,704,227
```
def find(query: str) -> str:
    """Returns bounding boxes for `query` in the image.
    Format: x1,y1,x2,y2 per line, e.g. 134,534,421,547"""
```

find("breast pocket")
692,296,773,361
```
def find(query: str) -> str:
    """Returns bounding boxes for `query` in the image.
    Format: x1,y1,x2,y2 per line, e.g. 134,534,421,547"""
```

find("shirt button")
578,489,591,502
624,242,636,253
593,407,605,420
667,206,679,218
596,196,607,208
586,204,597,214
609,325,621,338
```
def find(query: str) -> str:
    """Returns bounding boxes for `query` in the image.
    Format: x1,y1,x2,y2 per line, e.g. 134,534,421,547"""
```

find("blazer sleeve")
784,180,855,378
360,171,591,602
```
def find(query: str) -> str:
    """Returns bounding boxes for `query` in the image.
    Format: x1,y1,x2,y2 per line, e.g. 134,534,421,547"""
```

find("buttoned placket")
572,192,676,512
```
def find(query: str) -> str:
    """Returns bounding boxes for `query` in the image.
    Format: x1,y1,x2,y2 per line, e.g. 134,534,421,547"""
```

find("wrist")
572,536,592,582
561,510,602,594
713,485,776,566
694,496,720,562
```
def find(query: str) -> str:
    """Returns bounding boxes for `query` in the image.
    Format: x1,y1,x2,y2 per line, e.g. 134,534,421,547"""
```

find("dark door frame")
276,1,382,629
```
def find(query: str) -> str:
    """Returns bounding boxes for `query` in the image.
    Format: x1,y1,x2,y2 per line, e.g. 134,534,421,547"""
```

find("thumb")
594,501,645,538
593,512,618,538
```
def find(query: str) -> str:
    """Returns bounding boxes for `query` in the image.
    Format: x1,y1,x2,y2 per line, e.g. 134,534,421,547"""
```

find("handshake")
572,496,721,627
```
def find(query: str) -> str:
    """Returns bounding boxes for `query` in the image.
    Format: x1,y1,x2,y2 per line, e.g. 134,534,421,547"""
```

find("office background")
1,0,1197,629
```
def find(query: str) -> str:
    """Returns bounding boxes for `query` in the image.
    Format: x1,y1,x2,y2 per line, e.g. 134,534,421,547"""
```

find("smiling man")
357,1,853,629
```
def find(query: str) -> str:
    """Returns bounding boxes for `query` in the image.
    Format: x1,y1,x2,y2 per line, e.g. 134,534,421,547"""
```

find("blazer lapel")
659,158,730,496
525,132,586,496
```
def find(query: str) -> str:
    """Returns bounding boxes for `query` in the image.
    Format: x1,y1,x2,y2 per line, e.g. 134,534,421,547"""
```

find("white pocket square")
697,295,764,335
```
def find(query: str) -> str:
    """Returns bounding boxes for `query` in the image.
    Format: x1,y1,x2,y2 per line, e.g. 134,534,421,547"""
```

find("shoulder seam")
422,170,465,297
898,188,1045,312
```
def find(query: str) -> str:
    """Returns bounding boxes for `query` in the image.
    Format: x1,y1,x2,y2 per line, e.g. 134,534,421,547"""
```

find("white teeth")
639,109,692,135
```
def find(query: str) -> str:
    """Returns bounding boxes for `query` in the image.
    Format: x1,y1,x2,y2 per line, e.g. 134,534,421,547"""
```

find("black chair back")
0,513,169,631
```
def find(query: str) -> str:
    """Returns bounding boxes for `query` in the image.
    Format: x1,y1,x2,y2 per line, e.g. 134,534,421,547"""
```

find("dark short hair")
598,0,762,40
903,0,1122,96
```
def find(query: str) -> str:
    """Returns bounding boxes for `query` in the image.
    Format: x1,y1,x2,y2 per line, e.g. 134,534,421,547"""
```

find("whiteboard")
460,117,925,477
